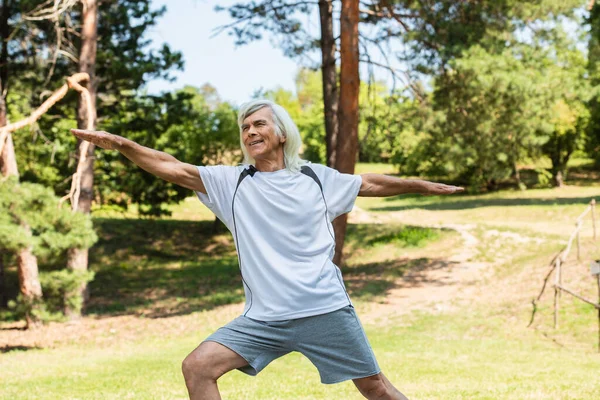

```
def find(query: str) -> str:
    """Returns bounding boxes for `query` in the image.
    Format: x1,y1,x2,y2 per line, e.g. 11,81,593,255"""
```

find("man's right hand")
71,129,121,150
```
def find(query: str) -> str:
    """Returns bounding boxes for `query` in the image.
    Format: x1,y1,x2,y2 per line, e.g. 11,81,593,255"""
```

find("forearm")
71,128,205,192
359,174,433,197
115,136,180,181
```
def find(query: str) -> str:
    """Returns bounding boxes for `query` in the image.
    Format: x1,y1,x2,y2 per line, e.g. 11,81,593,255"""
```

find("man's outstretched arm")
358,173,463,197
71,129,207,193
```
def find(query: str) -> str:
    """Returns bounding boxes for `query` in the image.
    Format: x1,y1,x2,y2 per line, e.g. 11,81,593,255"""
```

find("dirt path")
349,208,494,323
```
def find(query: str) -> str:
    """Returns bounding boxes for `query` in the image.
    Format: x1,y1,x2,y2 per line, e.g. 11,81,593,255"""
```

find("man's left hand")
425,183,464,195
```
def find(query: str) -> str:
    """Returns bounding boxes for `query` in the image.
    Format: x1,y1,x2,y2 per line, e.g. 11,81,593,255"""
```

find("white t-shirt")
195,162,362,321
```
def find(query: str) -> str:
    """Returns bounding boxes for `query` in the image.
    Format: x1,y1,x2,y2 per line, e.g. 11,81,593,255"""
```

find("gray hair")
237,99,305,173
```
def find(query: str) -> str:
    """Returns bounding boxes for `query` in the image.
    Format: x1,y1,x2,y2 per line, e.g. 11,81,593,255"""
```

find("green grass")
354,162,398,175
1,306,599,399
4,170,600,399
357,185,600,236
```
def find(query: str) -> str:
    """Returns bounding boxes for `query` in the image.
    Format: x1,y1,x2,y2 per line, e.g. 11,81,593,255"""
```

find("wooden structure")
530,199,600,351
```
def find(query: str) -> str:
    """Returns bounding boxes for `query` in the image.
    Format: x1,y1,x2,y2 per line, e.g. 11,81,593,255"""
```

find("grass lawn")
2,305,599,399
2,163,600,399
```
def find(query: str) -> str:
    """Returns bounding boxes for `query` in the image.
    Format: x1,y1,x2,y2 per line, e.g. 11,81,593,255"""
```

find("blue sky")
146,0,301,105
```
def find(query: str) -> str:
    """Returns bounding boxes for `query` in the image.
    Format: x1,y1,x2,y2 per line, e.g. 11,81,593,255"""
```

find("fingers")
445,185,463,194
70,129,115,150
428,184,464,195
71,129,99,140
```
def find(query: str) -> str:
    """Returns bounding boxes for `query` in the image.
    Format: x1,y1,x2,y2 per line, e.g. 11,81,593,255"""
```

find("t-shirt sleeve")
195,165,241,230
311,164,362,220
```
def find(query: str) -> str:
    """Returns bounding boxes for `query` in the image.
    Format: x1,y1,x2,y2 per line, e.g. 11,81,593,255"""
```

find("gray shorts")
203,305,381,384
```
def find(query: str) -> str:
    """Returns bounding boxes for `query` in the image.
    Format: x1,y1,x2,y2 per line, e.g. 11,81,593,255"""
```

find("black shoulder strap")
235,164,323,193
300,165,323,193
236,165,257,190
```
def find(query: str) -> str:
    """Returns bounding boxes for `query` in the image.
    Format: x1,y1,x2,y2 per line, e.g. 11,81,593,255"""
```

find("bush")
40,270,96,316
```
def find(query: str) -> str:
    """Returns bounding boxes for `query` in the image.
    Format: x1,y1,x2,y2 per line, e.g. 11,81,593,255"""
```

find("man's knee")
354,374,387,398
365,380,388,398
182,350,218,381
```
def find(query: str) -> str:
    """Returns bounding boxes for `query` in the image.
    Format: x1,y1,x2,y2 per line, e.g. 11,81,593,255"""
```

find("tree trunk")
513,161,522,188
550,155,567,188
332,0,360,267
0,75,8,308
0,132,18,176
17,234,43,329
0,255,6,308
0,0,15,177
555,170,564,188
1,0,13,308
67,0,98,315
318,0,339,168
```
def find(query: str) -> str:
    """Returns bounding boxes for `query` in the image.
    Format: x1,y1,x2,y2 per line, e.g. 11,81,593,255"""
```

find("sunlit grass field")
2,304,599,399
2,162,600,399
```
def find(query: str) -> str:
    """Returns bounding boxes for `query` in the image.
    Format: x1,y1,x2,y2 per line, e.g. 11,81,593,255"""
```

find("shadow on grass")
344,257,460,302
87,218,243,318
88,220,451,317
372,195,599,212
1,219,452,321
1,345,42,353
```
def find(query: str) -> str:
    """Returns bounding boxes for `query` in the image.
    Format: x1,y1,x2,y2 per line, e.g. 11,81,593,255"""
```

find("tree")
11,0,184,206
67,0,98,314
0,0,48,323
318,0,339,167
586,1,600,168
92,85,239,217
3,0,183,319
0,179,97,324
332,0,360,266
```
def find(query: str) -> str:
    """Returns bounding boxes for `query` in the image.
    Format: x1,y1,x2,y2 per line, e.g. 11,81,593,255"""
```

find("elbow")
358,174,379,197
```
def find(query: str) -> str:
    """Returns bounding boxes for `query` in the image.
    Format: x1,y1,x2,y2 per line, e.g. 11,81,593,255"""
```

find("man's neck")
255,160,285,172
255,153,286,172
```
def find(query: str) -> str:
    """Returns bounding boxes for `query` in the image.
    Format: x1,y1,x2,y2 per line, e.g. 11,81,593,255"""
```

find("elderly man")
72,99,462,400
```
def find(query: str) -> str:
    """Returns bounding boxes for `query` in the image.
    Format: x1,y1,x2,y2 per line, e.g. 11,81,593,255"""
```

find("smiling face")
241,107,286,161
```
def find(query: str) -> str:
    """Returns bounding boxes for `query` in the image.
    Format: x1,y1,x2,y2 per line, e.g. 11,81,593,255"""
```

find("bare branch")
212,1,318,37
381,0,411,32
22,0,79,22
0,73,92,211
555,284,600,309
59,76,94,211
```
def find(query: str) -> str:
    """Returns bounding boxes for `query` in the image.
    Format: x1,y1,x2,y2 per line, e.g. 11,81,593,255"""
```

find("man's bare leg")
353,372,409,400
182,341,248,400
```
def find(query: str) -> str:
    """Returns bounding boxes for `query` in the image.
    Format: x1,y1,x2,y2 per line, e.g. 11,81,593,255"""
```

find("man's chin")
250,152,265,160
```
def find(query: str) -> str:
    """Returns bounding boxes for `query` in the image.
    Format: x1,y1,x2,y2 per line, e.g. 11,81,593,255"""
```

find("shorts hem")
321,369,382,385
202,339,259,376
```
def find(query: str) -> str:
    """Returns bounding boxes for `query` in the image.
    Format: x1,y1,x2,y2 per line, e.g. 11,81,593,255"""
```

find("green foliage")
8,0,185,216
0,179,97,257
586,3,600,168
6,268,93,323
289,70,328,163
7,294,50,324
427,44,553,188
367,226,440,247
216,1,318,60
394,18,591,189
96,85,240,216
39,270,95,316
0,179,97,319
